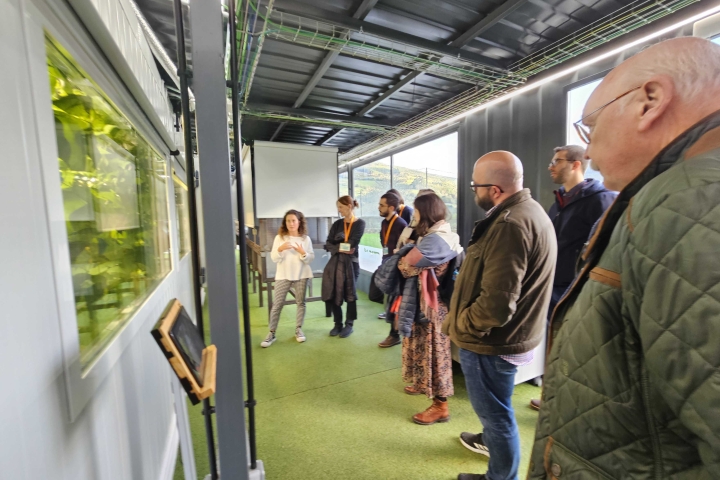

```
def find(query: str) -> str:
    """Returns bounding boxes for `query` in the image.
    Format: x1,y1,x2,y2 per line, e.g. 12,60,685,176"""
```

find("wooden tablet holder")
152,299,217,405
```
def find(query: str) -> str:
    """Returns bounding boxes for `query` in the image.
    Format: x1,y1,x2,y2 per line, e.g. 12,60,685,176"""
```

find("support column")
187,1,249,479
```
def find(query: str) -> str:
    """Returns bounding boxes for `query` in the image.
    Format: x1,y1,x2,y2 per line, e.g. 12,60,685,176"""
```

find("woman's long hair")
413,193,447,237
278,209,308,237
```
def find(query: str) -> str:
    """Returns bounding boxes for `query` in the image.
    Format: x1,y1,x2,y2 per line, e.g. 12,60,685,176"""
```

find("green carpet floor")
174,277,541,480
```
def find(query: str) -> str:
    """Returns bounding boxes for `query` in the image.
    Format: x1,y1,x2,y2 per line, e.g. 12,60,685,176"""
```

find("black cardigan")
324,217,366,263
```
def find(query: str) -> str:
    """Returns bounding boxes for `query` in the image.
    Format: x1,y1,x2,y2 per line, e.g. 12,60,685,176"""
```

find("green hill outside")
352,161,457,249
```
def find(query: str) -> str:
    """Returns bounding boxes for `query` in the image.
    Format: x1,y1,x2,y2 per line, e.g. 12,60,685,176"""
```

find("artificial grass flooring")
174,277,542,480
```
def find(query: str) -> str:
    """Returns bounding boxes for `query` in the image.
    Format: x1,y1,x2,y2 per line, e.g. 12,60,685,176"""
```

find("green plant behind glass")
46,37,171,366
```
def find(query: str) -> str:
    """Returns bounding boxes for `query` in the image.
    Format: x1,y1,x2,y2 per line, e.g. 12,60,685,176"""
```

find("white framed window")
338,171,349,197
354,158,391,273
566,78,604,183
349,132,459,272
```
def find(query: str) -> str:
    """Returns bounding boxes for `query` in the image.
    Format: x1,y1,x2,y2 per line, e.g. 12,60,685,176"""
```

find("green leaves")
46,34,172,364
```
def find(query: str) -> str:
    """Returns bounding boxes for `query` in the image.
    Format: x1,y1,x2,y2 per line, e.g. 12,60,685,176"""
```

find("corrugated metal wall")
456,23,694,243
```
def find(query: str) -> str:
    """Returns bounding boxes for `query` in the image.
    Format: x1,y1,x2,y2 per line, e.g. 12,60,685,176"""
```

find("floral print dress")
398,260,454,399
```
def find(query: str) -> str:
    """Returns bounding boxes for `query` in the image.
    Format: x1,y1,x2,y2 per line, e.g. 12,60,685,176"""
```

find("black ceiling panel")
134,0,687,154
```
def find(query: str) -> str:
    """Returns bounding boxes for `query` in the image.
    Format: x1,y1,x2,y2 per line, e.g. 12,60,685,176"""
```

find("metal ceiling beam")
269,0,379,142
321,0,527,146
450,0,528,47
246,103,395,126
272,0,506,70
358,71,422,116
315,128,343,146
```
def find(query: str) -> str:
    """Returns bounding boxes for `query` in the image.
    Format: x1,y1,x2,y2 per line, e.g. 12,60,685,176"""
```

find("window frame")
346,127,460,273
25,2,181,421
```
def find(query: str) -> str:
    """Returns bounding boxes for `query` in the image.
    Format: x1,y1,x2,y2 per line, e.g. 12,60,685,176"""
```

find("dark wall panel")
457,23,694,243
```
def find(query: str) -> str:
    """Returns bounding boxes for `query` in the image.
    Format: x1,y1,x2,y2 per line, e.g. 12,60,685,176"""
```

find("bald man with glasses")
529,37,720,479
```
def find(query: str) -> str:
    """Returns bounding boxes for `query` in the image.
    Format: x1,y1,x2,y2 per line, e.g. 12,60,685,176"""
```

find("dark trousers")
460,348,520,480
332,261,360,326
389,323,399,338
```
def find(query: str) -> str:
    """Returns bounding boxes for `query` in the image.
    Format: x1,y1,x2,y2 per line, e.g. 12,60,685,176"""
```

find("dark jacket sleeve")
348,219,365,250
324,220,341,254
458,222,528,333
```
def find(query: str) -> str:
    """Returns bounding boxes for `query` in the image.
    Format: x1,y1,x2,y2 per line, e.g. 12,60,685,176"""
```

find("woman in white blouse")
261,210,315,347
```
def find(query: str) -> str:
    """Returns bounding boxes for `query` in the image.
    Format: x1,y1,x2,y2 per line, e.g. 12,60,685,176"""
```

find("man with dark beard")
443,151,557,480
527,146,616,411
546,146,616,320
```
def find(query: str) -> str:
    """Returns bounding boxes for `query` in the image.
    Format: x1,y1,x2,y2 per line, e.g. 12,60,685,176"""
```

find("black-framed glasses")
470,182,504,193
573,85,641,144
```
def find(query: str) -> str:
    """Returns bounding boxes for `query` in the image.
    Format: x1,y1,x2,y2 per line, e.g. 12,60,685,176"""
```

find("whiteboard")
253,141,339,218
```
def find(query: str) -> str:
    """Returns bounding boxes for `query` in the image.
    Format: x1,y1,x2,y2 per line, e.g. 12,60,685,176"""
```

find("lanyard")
383,214,398,247
343,216,355,243
398,205,405,217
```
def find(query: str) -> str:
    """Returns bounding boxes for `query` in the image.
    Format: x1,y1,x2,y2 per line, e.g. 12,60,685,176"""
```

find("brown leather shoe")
378,335,401,348
413,398,450,425
404,385,422,395
530,398,541,411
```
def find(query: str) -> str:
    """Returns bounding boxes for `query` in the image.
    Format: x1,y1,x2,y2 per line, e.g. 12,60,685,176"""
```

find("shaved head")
472,151,524,210
582,37,720,191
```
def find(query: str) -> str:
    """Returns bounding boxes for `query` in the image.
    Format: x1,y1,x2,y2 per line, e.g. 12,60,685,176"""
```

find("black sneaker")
458,474,486,480
339,325,354,338
460,432,489,457
377,312,386,319
329,324,342,336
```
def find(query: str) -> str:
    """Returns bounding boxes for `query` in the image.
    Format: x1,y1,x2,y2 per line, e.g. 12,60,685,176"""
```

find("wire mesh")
241,1,523,87
339,0,699,163
239,109,390,132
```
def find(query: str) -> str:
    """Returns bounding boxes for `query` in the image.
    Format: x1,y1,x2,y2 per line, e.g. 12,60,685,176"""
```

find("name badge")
383,247,389,255
339,243,351,252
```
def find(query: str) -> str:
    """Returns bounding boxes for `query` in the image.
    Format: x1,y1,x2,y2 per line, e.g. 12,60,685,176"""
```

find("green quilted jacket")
529,111,720,479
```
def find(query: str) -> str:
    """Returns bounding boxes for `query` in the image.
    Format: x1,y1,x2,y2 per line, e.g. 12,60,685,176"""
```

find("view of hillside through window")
345,133,458,272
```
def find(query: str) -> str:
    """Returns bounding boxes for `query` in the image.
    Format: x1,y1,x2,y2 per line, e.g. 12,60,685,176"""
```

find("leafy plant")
46,36,172,365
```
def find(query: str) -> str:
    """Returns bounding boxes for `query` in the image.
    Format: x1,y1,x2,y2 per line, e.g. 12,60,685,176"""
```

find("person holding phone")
322,195,366,338
261,210,315,348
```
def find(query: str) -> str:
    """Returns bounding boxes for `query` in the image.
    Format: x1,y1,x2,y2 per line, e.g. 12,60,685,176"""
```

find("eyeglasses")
470,182,504,193
573,85,641,144
548,157,568,168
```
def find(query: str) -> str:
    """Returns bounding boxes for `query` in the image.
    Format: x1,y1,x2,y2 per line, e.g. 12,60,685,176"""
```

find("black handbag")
368,270,384,304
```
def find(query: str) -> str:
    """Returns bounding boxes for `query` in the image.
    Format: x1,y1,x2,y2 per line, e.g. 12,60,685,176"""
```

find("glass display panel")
47,36,172,366
173,173,191,258
392,133,458,231
353,157,390,272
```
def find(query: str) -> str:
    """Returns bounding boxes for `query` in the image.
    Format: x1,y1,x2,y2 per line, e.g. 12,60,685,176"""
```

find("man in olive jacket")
443,151,557,480
529,37,720,479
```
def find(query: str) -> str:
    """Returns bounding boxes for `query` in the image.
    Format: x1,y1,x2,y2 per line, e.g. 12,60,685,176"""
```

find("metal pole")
229,0,258,469
171,1,219,478
188,0,251,478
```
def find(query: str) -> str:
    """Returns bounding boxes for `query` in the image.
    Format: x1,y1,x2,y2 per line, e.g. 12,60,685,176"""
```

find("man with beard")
376,192,408,347
443,151,557,480
528,146,616,410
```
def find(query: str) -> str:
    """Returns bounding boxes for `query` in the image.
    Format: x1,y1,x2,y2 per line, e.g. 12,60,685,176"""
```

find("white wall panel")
65,0,177,147
0,0,194,478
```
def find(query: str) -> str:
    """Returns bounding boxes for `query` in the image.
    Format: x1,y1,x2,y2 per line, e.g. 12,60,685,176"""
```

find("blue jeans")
459,348,520,480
